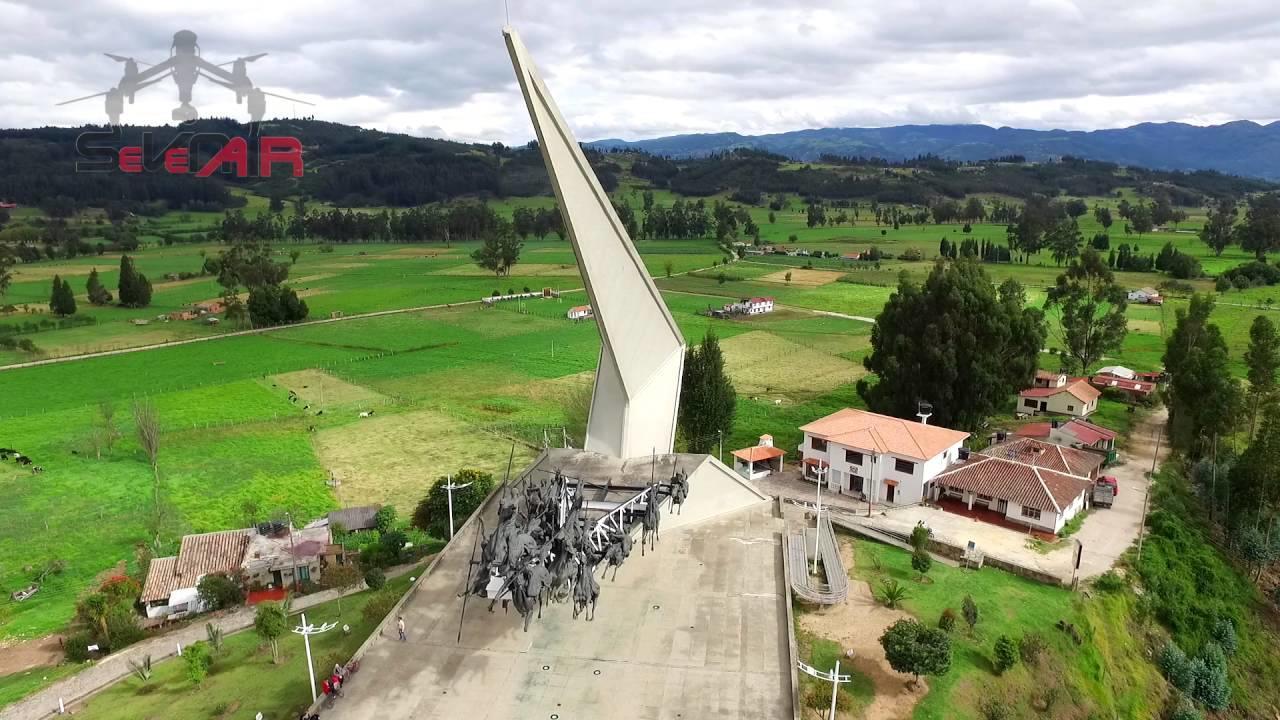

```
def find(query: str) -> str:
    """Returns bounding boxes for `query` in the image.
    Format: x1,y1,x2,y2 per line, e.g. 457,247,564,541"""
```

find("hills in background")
589,121,1280,180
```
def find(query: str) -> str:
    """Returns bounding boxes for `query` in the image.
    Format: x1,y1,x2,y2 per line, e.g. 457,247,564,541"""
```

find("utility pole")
717,429,723,464
442,475,474,540
1135,429,1162,566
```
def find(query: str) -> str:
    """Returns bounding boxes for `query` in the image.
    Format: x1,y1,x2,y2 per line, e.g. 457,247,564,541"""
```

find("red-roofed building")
1018,379,1100,418
931,437,1104,533
567,305,593,320
731,434,786,480
1089,375,1155,401
744,297,775,315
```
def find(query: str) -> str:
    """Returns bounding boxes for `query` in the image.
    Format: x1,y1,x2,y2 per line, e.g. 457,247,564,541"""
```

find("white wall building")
566,305,593,320
744,297,774,315
797,408,969,506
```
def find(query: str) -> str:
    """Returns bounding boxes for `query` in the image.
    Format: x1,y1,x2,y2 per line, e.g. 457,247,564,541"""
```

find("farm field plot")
314,407,538,513
268,369,387,409
720,330,867,399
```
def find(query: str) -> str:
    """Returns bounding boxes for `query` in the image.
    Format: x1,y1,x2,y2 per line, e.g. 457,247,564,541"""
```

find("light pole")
798,656,851,720
717,429,723,463
292,613,338,702
813,465,827,576
441,475,474,540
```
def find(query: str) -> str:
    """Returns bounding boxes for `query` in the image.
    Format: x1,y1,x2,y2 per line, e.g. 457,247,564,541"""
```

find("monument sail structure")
504,27,686,459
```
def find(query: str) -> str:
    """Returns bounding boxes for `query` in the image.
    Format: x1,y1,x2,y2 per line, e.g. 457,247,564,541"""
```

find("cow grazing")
359,410,375,418
31,466,44,474
15,456,33,466
315,410,324,416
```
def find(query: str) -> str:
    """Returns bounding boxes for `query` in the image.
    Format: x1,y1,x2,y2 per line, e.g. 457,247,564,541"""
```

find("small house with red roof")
1019,378,1100,418
1089,375,1156,401
731,434,786,480
566,305,593,320
1015,418,1117,453
744,297,774,315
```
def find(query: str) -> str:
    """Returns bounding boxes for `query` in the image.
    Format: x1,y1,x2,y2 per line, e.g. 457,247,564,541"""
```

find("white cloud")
0,0,1277,143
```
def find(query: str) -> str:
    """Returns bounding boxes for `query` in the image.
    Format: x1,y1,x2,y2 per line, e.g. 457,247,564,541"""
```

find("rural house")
241,523,332,590
1016,418,1117,453
1032,370,1068,388
567,305,593,320
140,529,252,620
731,434,786,480
1018,378,1100,417
798,408,969,505
194,300,224,314
1095,365,1136,380
1090,375,1156,401
930,437,1104,534
743,297,774,315
1127,287,1163,305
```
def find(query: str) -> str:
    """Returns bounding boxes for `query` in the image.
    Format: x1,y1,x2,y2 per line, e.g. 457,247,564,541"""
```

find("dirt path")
0,636,63,676
797,537,926,720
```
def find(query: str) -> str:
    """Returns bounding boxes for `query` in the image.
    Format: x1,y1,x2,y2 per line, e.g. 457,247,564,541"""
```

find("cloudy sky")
1,0,1278,144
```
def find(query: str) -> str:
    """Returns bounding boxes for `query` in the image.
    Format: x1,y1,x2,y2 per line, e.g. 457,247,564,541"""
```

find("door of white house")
997,499,1008,514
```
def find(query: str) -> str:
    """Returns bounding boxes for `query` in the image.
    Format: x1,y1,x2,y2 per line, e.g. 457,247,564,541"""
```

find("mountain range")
589,121,1280,180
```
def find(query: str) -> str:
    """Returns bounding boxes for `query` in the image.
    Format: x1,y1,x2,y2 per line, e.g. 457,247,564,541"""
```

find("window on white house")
811,437,828,452
1067,404,1075,412
845,449,863,465
1021,506,1042,520
1023,399,1038,408
894,458,915,474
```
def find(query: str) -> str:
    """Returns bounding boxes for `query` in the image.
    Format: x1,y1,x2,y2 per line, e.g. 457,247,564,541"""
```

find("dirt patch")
10,265,97,281
720,331,866,396
315,262,371,270
367,248,462,259
797,536,926,720
313,408,538,513
0,634,64,674
268,369,386,409
759,268,845,287
152,276,215,290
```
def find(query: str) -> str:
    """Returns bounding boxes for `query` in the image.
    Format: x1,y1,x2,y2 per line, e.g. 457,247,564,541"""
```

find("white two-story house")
798,408,970,506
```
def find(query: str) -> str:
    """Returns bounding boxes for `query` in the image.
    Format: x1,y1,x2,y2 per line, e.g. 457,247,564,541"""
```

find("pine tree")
49,275,76,316
117,255,153,308
86,268,112,305
678,331,736,455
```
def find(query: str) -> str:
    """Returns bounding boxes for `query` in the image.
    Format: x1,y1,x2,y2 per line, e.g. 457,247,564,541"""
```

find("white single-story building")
797,408,970,506
744,297,775,315
1095,365,1136,380
567,305,593,320
1127,287,1163,305
1015,418,1117,453
731,434,785,480
931,437,1104,534
1018,379,1100,418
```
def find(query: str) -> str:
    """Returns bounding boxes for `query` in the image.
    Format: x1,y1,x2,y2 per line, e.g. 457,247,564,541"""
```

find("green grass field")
848,537,1165,720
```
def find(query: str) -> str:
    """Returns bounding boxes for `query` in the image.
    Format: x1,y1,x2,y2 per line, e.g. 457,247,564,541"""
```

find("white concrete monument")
504,27,686,459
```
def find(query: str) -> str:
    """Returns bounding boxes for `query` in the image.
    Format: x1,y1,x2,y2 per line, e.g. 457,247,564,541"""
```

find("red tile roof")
934,456,1091,512
986,437,1103,478
1019,379,1101,403
1060,419,1116,445
140,556,180,603
569,305,591,314
732,445,786,462
1089,376,1154,394
1014,423,1052,438
1034,370,1063,381
800,408,969,461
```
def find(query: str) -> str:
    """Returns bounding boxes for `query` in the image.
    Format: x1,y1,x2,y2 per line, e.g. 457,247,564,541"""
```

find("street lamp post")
813,465,827,576
441,475,474,540
292,613,338,702
798,656,851,720
717,429,723,463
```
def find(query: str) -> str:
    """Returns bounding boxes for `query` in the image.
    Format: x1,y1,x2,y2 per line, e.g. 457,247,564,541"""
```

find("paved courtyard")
325,501,792,720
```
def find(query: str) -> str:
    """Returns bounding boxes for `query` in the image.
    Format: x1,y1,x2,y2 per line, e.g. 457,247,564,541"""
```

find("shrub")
911,545,933,579
1210,617,1237,656
1215,275,1232,292
64,630,96,663
364,567,387,591
938,608,957,633
900,247,924,261
197,574,244,611
962,595,979,633
1018,632,1046,665
879,619,951,686
1191,644,1230,710
362,586,401,623
374,505,398,533
1159,643,1195,694
876,578,909,609
1093,571,1126,593
1169,695,1202,720
993,635,1018,674
206,622,224,654
183,641,213,685
127,654,153,682
979,697,1012,720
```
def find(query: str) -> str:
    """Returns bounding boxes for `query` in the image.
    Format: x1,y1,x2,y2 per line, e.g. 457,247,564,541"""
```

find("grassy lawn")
71,572,416,720
0,663,81,711
848,536,1164,720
